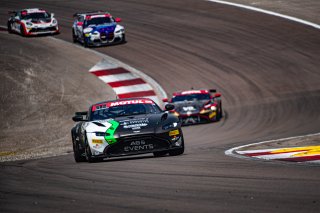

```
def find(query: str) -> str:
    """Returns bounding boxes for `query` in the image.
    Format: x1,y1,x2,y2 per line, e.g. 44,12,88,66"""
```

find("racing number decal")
105,120,119,145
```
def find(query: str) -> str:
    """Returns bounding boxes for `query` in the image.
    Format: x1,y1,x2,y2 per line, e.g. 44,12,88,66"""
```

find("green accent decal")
105,120,119,145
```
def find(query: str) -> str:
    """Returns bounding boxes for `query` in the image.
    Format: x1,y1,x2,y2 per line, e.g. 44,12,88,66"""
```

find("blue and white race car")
72,11,125,47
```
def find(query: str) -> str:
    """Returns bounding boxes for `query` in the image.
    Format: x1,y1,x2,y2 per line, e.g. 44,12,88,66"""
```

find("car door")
12,12,21,32
75,15,85,39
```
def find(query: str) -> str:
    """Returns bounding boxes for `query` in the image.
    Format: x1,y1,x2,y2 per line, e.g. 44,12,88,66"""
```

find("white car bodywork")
8,8,59,36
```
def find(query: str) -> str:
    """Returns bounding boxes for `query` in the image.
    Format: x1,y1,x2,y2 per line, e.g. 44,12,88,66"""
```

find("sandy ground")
0,32,115,161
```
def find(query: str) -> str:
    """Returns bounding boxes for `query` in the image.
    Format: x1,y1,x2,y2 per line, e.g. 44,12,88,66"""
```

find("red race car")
163,89,222,125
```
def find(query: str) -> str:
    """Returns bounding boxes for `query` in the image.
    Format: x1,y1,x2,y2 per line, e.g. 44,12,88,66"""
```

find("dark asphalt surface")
1,0,320,212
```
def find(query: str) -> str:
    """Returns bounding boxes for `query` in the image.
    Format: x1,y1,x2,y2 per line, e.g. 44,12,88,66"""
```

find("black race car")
163,89,222,125
71,98,184,162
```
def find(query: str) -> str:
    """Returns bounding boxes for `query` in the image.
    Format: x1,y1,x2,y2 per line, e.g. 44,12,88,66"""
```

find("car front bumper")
87,129,183,158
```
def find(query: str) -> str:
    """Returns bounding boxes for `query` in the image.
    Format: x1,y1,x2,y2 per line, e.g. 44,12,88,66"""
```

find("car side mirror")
51,13,55,18
162,98,168,102
165,104,175,111
209,89,217,93
115,17,122,23
214,93,221,98
72,115,87,122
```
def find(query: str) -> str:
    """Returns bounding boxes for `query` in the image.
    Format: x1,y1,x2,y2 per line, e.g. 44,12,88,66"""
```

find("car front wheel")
73,140,86,163
168,137,185,156
7,22,13,33
72,30,77,43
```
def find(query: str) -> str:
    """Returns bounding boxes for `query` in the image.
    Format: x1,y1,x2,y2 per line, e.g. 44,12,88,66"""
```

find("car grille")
29,27,56,33
100,32,114,41
105,134,169,156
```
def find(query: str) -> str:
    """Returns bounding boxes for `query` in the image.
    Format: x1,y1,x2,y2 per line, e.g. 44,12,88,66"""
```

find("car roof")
172,89,210,96
21,8,47,13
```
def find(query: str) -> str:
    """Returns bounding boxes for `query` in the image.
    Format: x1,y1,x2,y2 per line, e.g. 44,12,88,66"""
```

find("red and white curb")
236,146,320,163
225,133,320,164
89,59,160,104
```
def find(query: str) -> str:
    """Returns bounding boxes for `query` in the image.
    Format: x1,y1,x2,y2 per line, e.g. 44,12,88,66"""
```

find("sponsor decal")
169,129,180,136
124,140,154,152
120,118,149,130
105,120,119,144
92,99,154,111
209,111,216,119
92,139,103,144
183,106,196,111
93,144,101,149
181,90,207,95
109,99,154,107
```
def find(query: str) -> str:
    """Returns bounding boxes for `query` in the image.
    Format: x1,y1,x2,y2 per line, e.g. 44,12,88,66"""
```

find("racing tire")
7,22,13,34
72,30,77,43
84,137,101,163
153,150,168,157
121,34,126,43
73,140,86,163
219,105,223,119
83,34,89,48
20,25,27,37
168,137,185,156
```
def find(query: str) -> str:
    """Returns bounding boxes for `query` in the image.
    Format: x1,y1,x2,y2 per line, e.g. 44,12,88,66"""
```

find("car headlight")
91,31,99,35
171,111,179,117
200,105,217,114
162,122,178,130
26,22,33,26
210,106,217,111
95,132,109,137
52,19,57,25
83,27,93,33
115,29,125,33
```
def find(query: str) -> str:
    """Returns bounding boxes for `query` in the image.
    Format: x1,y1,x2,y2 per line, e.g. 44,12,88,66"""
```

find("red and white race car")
163,89,222,125
7,8,59,36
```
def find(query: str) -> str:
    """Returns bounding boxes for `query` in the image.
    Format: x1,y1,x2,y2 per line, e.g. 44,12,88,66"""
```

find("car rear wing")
8,11,17,15
73,10,110,17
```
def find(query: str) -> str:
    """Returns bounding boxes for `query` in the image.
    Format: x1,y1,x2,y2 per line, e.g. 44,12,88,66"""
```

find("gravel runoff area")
0,32,114,162
0,31,165,162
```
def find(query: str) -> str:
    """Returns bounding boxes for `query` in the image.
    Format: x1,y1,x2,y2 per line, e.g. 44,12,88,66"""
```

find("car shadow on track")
89,153,171,164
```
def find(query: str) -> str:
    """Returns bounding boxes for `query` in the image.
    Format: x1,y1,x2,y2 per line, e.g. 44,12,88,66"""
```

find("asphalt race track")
1,0,320,212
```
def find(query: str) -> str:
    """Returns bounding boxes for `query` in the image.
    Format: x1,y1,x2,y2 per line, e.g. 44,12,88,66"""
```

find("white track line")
206,0,320,30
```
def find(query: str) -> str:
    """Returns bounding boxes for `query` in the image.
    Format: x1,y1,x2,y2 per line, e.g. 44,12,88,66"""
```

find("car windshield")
172,94,210,102
85,17,112,27
90,103,162,121
22,12,50,20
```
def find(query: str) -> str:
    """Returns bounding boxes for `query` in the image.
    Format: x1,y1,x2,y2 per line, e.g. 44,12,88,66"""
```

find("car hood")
85,113,174,135
86,23,116,33
173,100,209,114
25,18,51,24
